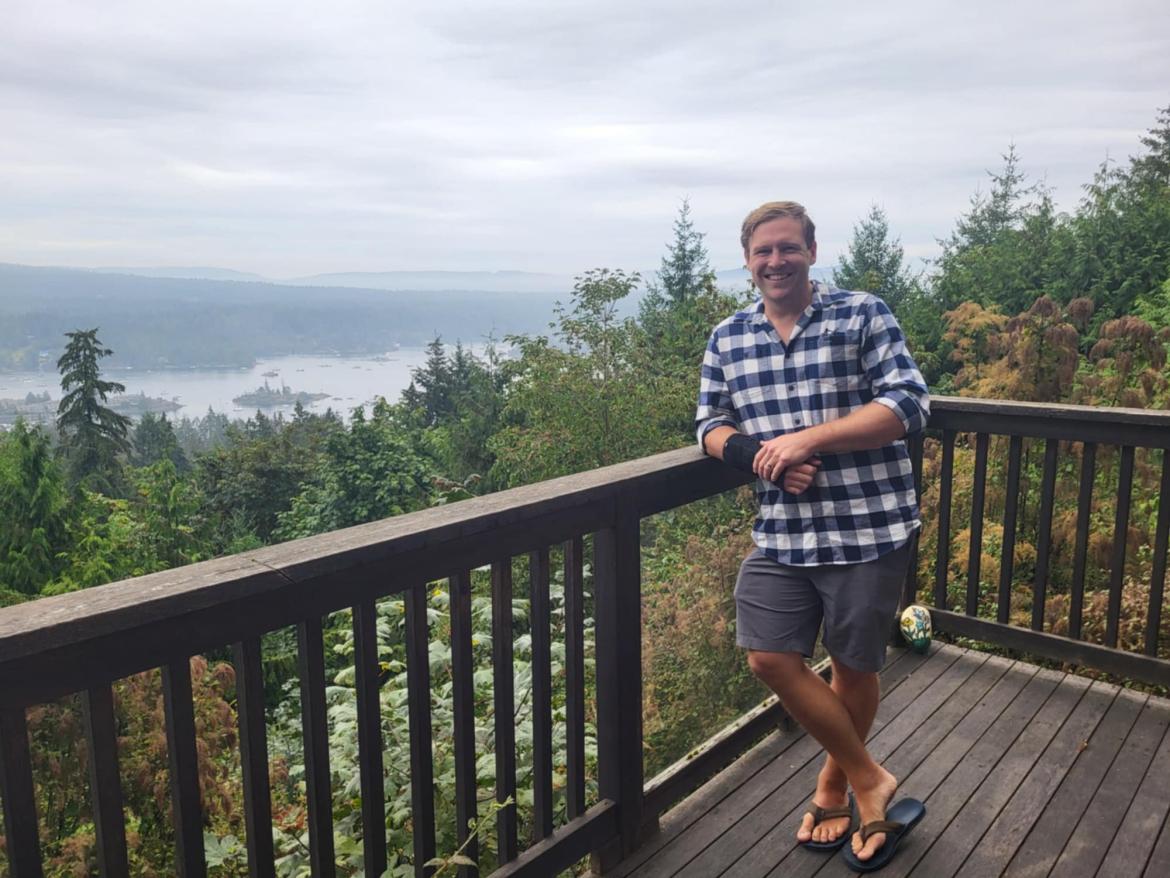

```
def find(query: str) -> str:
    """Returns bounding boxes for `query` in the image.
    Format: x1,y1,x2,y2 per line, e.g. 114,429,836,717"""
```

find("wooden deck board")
1102,703,1170,877
949,679,1120,878
1048,696,1170,877
809,658,1042,878
753,655,1020,878
607,647,1170,878
1000,687,1146,877
609,648,921,878
904,669,1084,878
624,645,960,878
666,647,979,878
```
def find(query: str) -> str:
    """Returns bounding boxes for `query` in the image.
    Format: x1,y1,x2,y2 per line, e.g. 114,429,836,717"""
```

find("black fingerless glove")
721,433,761,476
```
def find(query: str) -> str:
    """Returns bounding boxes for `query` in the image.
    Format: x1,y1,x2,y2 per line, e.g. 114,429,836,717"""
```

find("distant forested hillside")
0,264,562,370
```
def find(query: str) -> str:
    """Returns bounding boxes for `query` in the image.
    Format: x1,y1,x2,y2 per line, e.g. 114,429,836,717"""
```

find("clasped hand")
753,432,821,495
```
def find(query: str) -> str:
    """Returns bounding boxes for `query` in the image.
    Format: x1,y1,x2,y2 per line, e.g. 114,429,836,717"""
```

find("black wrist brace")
722,433,761,476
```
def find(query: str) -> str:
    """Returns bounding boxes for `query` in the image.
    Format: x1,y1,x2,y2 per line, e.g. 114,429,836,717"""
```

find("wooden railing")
0,446,750,878
907,397,1170,688
1,397,1169,877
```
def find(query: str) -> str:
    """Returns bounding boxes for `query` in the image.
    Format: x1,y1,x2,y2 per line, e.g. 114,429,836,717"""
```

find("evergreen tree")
0,421,70,597
402,336,455,427
833,205,919,313
932,146,1071,317
131,412,189,472
639,199,717,336
56,328,131,492
657,197,713,306
1064,105,1170,327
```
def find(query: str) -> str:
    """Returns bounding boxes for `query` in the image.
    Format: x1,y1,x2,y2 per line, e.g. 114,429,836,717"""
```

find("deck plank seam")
711,649,990,878
607,648,935,877
1132,719,1170,878
622,647,965,878
1004,688,1149,876
797,656,1022,878
952,679,1120,877
867,663,1062,878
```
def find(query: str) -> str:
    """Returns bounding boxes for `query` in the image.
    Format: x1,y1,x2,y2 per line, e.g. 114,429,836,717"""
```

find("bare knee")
830,657,878,690
747,650,806,690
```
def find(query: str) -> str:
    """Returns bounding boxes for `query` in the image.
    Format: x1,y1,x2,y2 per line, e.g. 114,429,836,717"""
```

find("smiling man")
695,201,930,871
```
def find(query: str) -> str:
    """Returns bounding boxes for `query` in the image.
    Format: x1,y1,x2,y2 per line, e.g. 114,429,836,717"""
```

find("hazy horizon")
2,1,1167,278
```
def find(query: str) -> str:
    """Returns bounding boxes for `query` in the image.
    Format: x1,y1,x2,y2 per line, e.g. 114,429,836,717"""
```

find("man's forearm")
797,401,906,453
751,402,906,482
702,424,739,460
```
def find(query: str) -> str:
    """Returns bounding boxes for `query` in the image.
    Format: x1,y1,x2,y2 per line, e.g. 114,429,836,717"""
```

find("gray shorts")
734,541,911,673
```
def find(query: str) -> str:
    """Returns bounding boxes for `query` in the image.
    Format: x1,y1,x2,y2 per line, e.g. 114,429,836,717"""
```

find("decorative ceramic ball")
899,604,932,653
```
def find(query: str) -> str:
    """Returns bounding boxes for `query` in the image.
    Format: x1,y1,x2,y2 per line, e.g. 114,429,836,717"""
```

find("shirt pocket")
812,373,867,423
812,328,862,373
810,328,866,422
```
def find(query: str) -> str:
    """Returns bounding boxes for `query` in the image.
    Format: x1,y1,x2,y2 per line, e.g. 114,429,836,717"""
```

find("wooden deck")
606,643,1170,878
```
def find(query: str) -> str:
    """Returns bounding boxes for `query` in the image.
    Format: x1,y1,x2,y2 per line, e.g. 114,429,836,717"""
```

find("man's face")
745,217,817,311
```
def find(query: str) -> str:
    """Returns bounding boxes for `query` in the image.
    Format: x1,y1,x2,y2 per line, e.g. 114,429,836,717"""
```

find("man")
695,201,929,870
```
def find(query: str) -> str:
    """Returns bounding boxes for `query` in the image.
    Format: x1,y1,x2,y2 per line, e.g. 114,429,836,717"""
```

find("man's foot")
850,766,898,862
797,770,852,845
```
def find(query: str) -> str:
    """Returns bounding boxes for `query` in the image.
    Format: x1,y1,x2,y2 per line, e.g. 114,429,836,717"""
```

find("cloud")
0,0,1167,276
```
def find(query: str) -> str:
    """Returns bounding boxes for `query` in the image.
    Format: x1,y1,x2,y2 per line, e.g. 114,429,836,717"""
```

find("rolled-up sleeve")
695,330,738,450
861,297,930,435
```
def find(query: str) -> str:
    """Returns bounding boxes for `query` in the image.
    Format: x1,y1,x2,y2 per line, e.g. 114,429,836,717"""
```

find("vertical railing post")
404,586,437,877
162,659,207,878
83,686,129,877
233,638,276,878
449,571,478,878
591,510,645,873
563,536,588,820
529,548,554,842
934,429,956,609
296,618,336,878
490,560,519,864
352,601,387,878
0,707,43,878
900,433,925,612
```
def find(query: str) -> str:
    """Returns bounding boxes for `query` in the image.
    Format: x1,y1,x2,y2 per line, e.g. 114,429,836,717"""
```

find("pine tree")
131,412,189,471
639,199,716,335
0,421,69,596
657,198,713,306
935,148,1057,316
402,336,455,427
833,205,918,313
56,328,131,492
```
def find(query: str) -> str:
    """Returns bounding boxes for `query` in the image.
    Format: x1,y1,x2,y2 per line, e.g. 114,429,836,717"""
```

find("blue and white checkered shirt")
696,281,930,566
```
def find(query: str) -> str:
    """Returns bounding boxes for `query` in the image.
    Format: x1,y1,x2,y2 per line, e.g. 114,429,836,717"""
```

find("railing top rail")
930,396,1170,447
931,395,1170,427
0,446,746,674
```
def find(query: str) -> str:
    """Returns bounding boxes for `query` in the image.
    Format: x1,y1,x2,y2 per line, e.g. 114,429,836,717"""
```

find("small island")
1,390,181,426
232,380,329,409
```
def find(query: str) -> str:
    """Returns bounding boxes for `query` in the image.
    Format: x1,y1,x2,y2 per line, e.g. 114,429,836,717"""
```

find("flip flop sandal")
801,792,856,852
841,797,926,873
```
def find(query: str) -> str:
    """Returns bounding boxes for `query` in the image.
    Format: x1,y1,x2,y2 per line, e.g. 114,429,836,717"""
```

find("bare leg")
748,651,896,860
797,658,881,843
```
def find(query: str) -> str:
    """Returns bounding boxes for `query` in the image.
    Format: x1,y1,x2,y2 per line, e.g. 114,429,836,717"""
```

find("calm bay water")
0,351,440,422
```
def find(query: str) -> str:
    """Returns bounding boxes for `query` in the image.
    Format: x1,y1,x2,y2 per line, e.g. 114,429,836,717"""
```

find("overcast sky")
1,0,1167,280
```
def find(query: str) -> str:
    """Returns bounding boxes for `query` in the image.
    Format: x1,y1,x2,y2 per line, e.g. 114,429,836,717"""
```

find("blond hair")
740,201,816,251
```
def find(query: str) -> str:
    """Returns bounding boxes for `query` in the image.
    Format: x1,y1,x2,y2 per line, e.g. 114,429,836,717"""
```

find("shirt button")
788,385,795,391
795,418,802,425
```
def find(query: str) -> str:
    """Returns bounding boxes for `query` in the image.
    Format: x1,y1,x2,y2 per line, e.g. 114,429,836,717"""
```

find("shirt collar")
748,279,830,327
